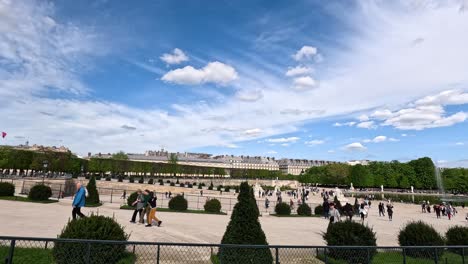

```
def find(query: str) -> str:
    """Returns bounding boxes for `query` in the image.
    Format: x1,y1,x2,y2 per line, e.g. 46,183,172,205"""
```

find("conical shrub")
218,182,272,264
86,176,100,205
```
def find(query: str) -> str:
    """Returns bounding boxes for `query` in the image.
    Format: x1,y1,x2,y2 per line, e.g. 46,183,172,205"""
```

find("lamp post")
42,160,48,184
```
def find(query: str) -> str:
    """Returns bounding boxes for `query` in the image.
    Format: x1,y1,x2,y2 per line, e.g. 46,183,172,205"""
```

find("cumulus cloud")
333,122,356,127
455,142,465,146
235,89,263,102
293,45,317,61
160,48,189,64
292,76,318,91
344,142,367,151
415,89,468,106
285,66,313,76
357,121,376,129
305,139,325,146
266,137,300,143
358,114,369,121
363,135,398,143
243,128,262,136
280,109,324,116
327,150,335,153
161,61,238,85
267,150,278,154
371,110,393,120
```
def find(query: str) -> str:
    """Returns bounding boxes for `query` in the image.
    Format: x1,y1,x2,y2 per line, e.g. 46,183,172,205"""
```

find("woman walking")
387,203,394,221
146,192,162,227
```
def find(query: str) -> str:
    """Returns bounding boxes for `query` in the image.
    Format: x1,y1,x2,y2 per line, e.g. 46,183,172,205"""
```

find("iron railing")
1,236,466,264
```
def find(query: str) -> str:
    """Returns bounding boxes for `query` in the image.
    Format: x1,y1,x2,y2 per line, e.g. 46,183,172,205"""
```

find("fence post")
403,248,407,264
462,247,465,264
434,247,438,264
197,195,199,210
156,244,160,264
6,239,15,264
275,247,280,264
110,188,113,204
58,184,62,200
324,248,328,264
86,242,91,264
367,247,371,264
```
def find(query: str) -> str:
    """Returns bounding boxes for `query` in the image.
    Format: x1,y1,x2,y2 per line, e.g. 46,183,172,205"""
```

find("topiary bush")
138,177,144,184
224,186,230,192
297,203,312,216
166,180,171,183
129,176,135,183
28,184,52,201
187,183,193,188
0,182,15,196
148,178,154,184
105,176,111,181
179,183,185,187
314,204,324,215
208,182,214,190
323,220,377,263
127,192,138,207
219,182,272,263
446,226,468,255
198,183,202,189
117,175,123,182
53,214,129,264
159,181,164,186
168,195,188,211
204,198,222,213
398,221,444,259
86,176,100,206
170,182,175,187
176,179,179,184
217,185,222,191
275,202,291,215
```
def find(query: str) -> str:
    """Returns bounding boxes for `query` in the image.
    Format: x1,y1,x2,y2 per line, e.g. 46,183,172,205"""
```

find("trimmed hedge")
0,182,15,196
53,215,129,264
323,220,377,263
168,195,188,211
398,221,444,259
314,205,324,215
148,178,154,184
297,203,312,216
446,226,468,255
275,202,291,215
28,184,52,201
204,198,222,213
127,192,138,207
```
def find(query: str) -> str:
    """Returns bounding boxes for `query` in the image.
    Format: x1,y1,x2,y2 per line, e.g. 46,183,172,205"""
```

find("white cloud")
292,76,318,91
267,150,277,154
160,48,189,64
344,142,367,151
372,135,387,143
358,114,369,121
266,137,300,143
401,134,408,137
285,66,313,77
333,122,356,127
388,138,400,142
327,150,335,153
362,135,399,143
415,90,468,106
357,121,376,129
305,139,325,146
455,142,464,146
161,61,238,85
371,110,393,120
243,128,262,136
235,89,263,102
281,143,290,147
293,45,317,61
382,105,467,130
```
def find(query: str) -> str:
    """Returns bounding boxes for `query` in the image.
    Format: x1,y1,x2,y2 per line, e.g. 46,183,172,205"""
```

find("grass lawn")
84,202,103,207
317,251,465,264
120,205,227,215
0,246,135,264
0,196,58,204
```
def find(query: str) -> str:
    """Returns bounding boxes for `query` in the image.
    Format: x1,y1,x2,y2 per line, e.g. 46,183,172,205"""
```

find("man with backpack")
72,182,87,220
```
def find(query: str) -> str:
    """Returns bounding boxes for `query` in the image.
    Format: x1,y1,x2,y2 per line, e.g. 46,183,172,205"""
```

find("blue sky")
1,0,468,167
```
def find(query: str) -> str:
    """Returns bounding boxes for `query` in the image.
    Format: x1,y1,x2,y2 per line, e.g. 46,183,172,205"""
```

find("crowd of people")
422,201,460,220
129,189,163,227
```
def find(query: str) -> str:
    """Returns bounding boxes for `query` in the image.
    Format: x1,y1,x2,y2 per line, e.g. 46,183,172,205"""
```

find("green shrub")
204,199,222,213
138,177,144,184
297,203,312,216
275,202,291,215
129,176,135,183
117,175,123,182
53,215,129,264
217,185,222,191
166,180,170,183
314,205,324,215
28,184,52,201
105,176,111,181
159,181,164,186
148,178,154,184
446,226,468,255
170,182,175,187
198,183,202,189
323,220,377,263
201,182,206,187
208,182,214,190
398,221,444,259
219,182,272,263
187,183,193,188
127,192,138,207
179,183,185,187
0,182,15,196
168,195,188,211
176,179,179,184
224,186,230,192
86,176,100,206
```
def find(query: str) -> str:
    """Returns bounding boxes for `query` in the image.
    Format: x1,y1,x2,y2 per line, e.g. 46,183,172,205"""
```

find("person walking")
323,199,330,219
72,182,86,220
130,189,145,223
387,203,394,221
146,192,162,227
359,203,367,223
265,197,270,209
329,203,341,224
121,190,126,199
447,204,453,220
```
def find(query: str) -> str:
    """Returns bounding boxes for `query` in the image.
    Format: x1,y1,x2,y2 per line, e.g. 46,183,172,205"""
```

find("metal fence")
1,236,466,264
4,178,319,214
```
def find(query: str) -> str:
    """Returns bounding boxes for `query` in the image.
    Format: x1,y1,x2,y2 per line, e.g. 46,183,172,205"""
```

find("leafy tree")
408,157,436,189
350,164,373,187
169,153,179,176
219,182,272,263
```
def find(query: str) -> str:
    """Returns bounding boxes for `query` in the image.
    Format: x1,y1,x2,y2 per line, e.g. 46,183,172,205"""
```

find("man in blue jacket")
72,182,86,220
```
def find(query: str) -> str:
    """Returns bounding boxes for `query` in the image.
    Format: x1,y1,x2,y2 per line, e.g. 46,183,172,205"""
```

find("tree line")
299,157,468,193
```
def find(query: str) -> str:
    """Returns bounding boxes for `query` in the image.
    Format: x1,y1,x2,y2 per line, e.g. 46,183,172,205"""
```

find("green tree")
86,176,100,205
219,182,272,263
111,151,128,160
350,164,373,187
408,157,436,189
169,153,179,177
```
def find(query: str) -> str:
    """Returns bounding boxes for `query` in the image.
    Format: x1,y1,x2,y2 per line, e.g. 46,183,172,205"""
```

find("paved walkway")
0,197,466,246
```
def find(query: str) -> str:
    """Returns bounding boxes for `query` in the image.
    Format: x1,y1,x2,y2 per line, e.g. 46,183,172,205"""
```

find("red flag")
1,132,6,138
